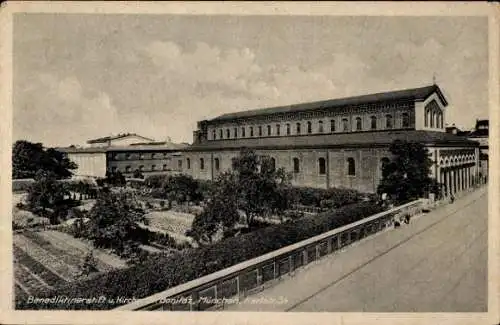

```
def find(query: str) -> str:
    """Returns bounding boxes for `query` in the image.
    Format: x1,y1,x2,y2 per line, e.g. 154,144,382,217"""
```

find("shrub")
15,201,382,310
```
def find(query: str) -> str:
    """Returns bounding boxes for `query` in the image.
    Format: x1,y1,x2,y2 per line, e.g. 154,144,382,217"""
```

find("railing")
115,199,426,311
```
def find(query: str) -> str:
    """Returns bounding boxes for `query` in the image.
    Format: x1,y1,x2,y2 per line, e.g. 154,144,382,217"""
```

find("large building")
58,134,188,178
180,84,481,197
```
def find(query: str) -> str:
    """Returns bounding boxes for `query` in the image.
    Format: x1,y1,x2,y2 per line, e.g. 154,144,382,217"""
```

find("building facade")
182,84,480,197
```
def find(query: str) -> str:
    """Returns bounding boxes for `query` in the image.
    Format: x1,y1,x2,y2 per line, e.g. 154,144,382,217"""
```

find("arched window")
139,165,144,171
386,114,393,129
296,123,301,134
151,165,156,171
187,158,191,169
330,119,336,132
286,123,291,135
270,157,276,171
356,117,362,131
226,129,230,138
430,111,435,128
200,158,204,170
439,112,444,128
258,126,262,136
234,127,238,138
342,118,349,132
402,112,410,128
212,130,217,140
241,127,246,137
250,126,254,137
219,129,223,139
318,158,326,175
162,164,167,170
293,158,300,173
425,108,429,127
307,121,312,134
318,120,324,133
347,158,355,176
214,158,220,171
178,160,182,169
125,166,131,173
267,125,271,136
276,124,281,136
370,116,377,130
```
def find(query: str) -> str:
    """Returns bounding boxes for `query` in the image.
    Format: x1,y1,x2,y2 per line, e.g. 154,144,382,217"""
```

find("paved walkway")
225,187,488,312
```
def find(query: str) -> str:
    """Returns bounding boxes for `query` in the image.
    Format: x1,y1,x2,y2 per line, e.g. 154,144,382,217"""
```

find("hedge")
290,187,368,208
15,201,383,310
12,178,35,192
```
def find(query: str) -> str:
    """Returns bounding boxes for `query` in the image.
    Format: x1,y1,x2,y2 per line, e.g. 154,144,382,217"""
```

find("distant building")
182,84,481,197
87,133,155,148
468,119,489,180
58,134,189,178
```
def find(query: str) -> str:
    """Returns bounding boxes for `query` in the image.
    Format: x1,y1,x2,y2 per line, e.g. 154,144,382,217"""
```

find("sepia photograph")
1,2,498,325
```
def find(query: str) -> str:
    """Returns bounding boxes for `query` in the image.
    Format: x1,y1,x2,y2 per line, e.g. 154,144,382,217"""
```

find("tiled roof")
57,143,189,153
210,84,447,122
87,133,155,144
183,130,478,152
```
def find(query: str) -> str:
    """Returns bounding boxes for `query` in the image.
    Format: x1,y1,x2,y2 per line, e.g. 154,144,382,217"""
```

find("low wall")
115,199,425,311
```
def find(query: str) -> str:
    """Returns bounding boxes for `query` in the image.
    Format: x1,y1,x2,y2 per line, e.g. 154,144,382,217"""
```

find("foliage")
105,171,126,187
16,201,382,310
377,140,439,203
85,191,146,256
79,251,99,277
12,140,77,179
133,169,144,179
289,187,364,208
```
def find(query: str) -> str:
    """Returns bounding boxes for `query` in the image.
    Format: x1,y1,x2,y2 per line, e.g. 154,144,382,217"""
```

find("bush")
291,187,365,208
16,201,383,310
12,178,35,192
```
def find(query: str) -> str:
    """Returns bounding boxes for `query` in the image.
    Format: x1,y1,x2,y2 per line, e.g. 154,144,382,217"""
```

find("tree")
133,169,144,179
12,140,77,179
377,140,440,204
27,170,70,223
86,191,146,256
162,174,203,205
187,173,240,245
231,149,294,227
187,149,295,244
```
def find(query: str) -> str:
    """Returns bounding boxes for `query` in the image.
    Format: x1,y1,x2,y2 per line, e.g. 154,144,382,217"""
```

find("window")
276,124,281,136
212,130,216,140
241,127,246,137
293,158,300,173
219,129,223,139
347,158,355,176
430,111,435,128
296,123,301,134
270,157,276,171
370,116,377,130
258,126,262,136
286,123,291,135
200,158,205,170
125,166,131,173
234,127,238,138
139,165,144,171
318,158,326,175
163,164,167,170
342,118,349,132
214,158,220,171
435,112,440,129
356,117,362,131
402,113,410,128
440,112,444,128
330,119,336,132
151,165,156,171
380,157,390,177
126,153,132,160
250,126,254,137
318,120,324,133
267,125,271,136
425,108,430,127
307,121,312,134
386,114,393,129
226,129,230,139
178,160,182,169
187,158,191,169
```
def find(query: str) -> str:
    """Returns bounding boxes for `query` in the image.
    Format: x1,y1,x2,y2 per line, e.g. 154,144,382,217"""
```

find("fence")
115,198,426,311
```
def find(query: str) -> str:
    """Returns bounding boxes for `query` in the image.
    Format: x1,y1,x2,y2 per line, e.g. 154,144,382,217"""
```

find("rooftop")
183,130,478,152
210,84,448,123
57,142,189,153
86,133,155,144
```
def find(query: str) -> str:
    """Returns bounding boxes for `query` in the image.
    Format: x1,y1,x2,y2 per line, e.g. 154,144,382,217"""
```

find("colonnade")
439,163,477,198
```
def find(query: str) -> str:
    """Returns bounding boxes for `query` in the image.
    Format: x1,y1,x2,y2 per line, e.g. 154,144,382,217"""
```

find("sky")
13,14,489,147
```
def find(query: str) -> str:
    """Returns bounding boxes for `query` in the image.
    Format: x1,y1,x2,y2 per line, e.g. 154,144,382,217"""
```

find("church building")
178,84,480,197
